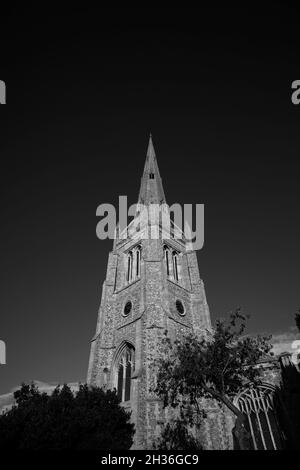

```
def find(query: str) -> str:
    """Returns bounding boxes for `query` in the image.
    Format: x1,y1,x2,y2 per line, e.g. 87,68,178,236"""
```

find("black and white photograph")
0,6,300,461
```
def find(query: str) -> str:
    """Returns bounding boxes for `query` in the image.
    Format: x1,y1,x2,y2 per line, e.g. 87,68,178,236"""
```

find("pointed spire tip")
146,133,155,159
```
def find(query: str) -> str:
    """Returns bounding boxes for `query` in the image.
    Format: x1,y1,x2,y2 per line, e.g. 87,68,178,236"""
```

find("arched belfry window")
136,245,141,278
115,343,135,402
172,251,179,282
164,245,170,276
127,251,133,282
235,384,283,450
126,246,142,284
164,245,180,282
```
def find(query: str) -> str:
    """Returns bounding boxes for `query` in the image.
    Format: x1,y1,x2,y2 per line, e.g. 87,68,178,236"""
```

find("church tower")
87,136,211,449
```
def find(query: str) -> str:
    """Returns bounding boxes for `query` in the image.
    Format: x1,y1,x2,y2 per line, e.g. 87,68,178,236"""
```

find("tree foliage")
154,419,202,451
154,309,272,449
0,383,134,450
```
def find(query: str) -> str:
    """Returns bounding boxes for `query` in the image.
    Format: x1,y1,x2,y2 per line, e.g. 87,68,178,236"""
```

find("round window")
176,299,185,316
123,301,132,316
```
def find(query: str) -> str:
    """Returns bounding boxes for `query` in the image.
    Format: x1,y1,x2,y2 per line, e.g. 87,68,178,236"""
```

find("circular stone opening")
123,301,132,316
176,299,185,316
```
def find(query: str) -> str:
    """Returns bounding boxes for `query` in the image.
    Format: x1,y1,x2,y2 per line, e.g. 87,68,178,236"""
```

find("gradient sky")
0,7,299,394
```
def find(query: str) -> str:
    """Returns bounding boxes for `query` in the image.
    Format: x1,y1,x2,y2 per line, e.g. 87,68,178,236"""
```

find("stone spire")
138,134,166,205
88,135,212,450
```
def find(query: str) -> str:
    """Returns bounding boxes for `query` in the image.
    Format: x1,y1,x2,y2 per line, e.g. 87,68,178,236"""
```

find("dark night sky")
0,7,299,394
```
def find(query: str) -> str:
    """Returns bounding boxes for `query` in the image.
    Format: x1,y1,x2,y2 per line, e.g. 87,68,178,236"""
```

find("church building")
87,136,211,448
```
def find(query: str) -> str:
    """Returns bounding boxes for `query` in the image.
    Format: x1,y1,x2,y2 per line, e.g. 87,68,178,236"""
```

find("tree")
0,383,135,450
154,419,202,451
154,309,272,450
